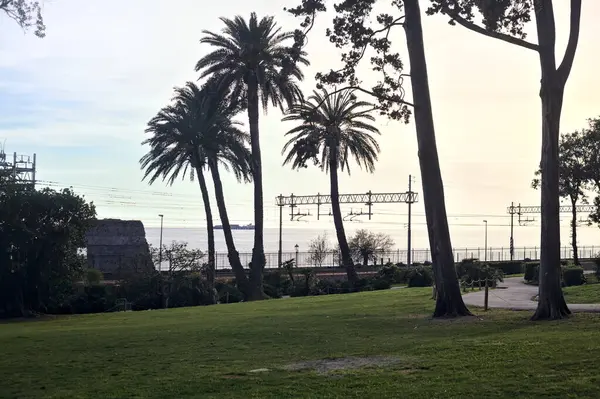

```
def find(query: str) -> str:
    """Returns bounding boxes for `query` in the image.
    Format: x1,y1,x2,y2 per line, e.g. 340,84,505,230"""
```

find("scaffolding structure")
0,144,37,188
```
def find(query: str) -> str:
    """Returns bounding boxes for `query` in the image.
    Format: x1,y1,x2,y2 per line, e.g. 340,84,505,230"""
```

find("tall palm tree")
140,80,253,299
196,12,309,300
281,88,381,284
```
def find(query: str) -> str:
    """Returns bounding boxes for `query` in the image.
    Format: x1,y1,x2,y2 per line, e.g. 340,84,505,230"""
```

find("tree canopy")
1,0,45,37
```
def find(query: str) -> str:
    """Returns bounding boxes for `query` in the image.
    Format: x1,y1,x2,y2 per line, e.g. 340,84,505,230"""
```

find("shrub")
457,259,503,288
217,283,243,303
562,267,585,287
594,258,600,280
524,262,540,283
371,278,392,290
407,266,434,287
263,284,282,299
85,268,104,286
492,261,523,275
377,264,408,284
313,279,343,295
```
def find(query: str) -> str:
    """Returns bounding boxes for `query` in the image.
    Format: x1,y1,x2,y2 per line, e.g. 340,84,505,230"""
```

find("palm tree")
140,80,253,299
281,88,381,285
196,13,309,300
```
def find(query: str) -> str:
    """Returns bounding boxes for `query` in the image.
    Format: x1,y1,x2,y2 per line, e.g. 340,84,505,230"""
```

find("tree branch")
315,85,414,109
442,8,539,52
556,0,582,82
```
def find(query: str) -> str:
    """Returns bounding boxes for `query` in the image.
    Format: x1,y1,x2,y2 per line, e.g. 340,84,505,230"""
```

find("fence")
213,245,600,270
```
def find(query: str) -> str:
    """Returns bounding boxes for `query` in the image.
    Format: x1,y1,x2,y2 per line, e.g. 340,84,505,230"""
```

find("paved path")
462,276,600,312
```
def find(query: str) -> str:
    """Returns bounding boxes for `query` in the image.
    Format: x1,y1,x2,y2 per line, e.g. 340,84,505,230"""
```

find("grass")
564,275,600,304
2,289,600,398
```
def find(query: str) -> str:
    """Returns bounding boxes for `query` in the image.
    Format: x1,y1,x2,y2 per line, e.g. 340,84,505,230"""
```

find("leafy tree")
580,117,600,225
308,233,331,267
1,0,45,37
196,13,310,300
532,131,587,265
149,241,213,308
140,80,252,300
0,187,96,318
427,0,582,320
287,0,472,317
282,88,381,284
348,229,395,266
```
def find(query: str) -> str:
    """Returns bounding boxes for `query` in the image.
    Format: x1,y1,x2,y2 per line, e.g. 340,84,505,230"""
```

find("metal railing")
213,245,600,270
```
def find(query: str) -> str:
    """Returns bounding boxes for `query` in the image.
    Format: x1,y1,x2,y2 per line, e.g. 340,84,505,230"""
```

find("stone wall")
85,219,153,276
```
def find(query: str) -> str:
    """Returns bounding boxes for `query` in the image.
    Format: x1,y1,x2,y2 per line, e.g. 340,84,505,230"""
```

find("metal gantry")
506,202,596,260
276,177,419,267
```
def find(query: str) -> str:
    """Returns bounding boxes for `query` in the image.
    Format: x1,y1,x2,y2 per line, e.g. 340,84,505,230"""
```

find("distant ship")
214,223,254,230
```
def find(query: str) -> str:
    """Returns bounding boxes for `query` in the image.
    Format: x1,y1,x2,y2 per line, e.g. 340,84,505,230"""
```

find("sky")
1,0,599,250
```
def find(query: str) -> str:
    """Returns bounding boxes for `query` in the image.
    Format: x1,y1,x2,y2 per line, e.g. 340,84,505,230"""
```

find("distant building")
85,219,153,278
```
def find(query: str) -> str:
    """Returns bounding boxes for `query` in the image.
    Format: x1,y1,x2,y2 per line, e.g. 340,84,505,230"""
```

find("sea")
144,225,600,268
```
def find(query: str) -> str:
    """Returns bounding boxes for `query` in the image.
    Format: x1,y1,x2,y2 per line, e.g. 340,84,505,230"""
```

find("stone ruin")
85,219,154,278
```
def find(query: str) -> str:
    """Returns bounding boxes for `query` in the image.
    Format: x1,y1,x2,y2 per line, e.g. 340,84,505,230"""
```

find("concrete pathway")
462,276,600,312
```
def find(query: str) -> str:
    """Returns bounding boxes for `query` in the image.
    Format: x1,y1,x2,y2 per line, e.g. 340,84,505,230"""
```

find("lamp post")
483,220,488,262
158,214,164,272
295,244,299,267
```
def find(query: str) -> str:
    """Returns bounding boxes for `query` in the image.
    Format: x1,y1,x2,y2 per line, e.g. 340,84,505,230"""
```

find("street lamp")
158,214,164,272
483,220,488,262
295,244,299,267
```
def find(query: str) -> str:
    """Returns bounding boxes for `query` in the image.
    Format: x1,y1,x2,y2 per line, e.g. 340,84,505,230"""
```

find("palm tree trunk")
195,166,217,304
570,196,579,265
403,0,471,317
531,0,580,320
246,74,265,301
329,146,359,284
208,160,251,298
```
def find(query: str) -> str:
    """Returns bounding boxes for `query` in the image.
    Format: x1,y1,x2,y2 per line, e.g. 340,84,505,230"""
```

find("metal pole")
158,214,164,272
407,175,412,266
510,202,514,261
278,195,283,268
483,220,488,262
32,153,36,188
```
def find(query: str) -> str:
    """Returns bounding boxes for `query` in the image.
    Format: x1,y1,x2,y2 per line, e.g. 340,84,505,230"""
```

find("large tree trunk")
195,166,217,304
570,196,579,265
531,0,581,320
328,145,359,284
533,81,570,320
246,74,266,301
403,0,471,317
208,161,251,299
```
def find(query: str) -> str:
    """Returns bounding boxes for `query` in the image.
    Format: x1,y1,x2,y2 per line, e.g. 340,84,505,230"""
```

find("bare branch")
441,7,539,52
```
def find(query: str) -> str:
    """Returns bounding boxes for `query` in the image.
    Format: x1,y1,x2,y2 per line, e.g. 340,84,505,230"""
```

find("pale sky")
1,0,599,250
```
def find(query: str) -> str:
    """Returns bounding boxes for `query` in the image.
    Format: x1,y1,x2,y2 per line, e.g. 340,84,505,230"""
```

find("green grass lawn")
564,283,600,304
3,289,600,399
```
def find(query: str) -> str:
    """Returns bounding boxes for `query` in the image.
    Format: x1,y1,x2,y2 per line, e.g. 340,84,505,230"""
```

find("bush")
371,278,392,290
376,264,408,284
217,283,243,303
407,266,434,287
594,258,600,280
85,268,104,286
457,259,503,288
562,267,585,287
263,284,282,299
492,261,523,275
524,262,540,283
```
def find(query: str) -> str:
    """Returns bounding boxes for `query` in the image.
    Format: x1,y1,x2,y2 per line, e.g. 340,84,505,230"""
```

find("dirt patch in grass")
282,356,404,374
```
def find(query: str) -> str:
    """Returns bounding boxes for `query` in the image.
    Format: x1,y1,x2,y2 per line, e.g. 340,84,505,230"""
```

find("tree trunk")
328,145,359,284
570,196,579,266
246,74,265,301
403,0,471,317
195,166,217,304
533,82,570,320
531,0,581,320
208,161,251,299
